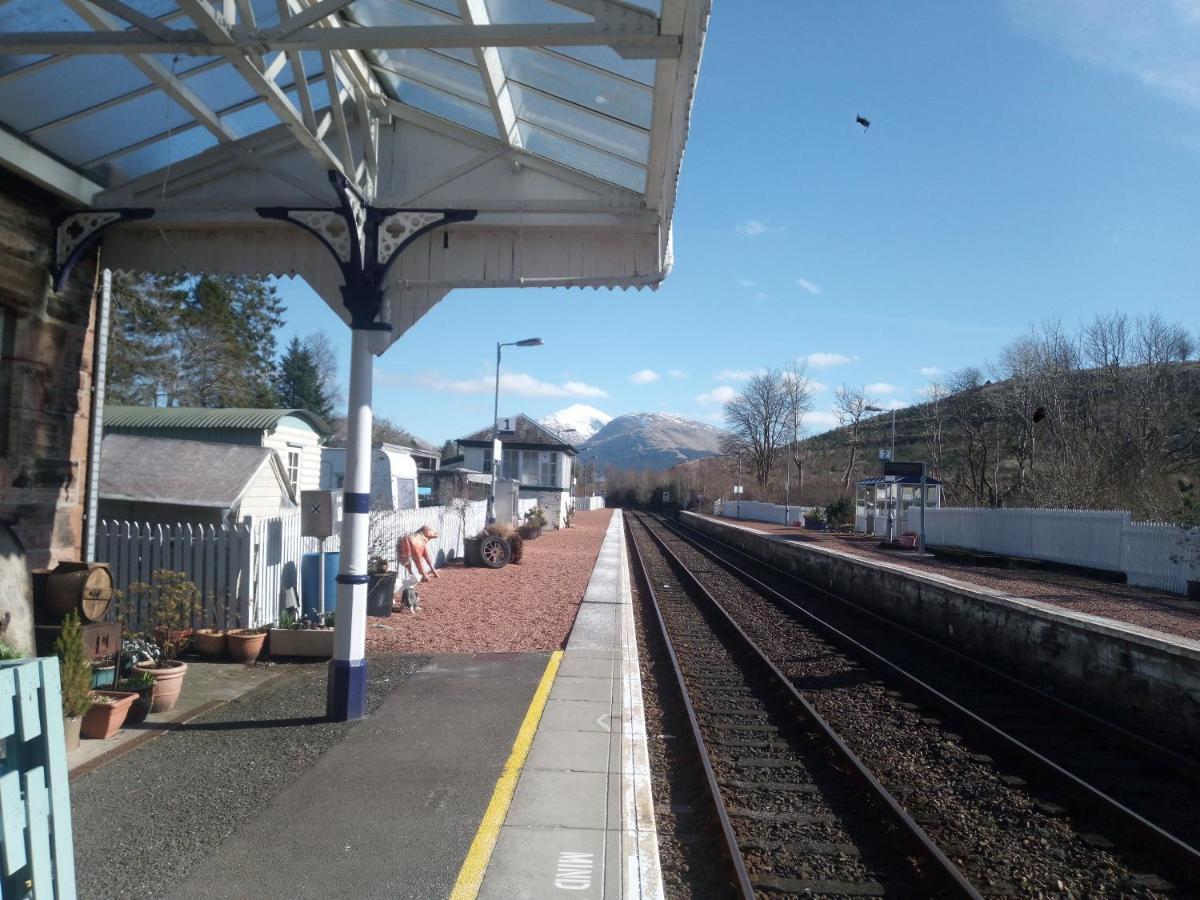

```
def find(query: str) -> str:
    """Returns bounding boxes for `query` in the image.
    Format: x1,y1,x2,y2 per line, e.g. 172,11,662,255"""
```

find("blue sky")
275,1,1200,444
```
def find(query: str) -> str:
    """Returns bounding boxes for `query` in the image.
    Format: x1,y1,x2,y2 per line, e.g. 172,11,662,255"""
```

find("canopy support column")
258,170,475,721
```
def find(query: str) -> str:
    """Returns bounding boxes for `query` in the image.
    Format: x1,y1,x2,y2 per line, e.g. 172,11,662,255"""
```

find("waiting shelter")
0,0,709,720
855,462,942,540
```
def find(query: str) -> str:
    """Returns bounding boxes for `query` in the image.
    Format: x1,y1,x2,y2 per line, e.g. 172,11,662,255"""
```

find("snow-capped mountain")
538,404,613,442
582,413,725,471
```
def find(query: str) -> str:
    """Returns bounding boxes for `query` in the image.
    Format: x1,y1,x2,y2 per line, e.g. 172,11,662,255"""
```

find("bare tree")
723,369,792,492
304,330,343,409
834,384,868,487
783,363,815,497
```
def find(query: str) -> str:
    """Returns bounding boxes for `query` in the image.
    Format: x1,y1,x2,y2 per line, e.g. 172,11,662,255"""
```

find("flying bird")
856,114,870,131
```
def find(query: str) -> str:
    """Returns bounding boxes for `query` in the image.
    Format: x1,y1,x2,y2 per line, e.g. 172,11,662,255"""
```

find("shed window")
286,450,300,491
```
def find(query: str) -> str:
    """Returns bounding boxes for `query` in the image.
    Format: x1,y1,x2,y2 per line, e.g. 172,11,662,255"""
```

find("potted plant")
193,592,233,657
899,531,919,549
519,506,546,540
81,689,138,740
118,668,158,726
55,611,93,751
270,609,336,658
466,527,512,568
227,624,269,664
131,571,195,713
367,555,397,617
803,508,827,531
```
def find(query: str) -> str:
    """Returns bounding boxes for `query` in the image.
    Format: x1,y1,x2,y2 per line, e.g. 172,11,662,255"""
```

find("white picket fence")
97,502,489,630
574,496,606,511
714,499,813,525
97,518,285,630
908,507,1200,596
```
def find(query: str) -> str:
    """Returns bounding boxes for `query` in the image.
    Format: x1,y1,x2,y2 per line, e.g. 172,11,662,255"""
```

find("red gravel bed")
365,509,614,655
700,515,1200,643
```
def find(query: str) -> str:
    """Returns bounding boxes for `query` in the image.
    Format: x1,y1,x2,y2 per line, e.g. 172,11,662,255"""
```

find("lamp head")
515,337,543,347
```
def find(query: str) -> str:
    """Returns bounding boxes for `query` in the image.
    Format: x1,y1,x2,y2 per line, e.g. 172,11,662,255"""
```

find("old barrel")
42,561,114,623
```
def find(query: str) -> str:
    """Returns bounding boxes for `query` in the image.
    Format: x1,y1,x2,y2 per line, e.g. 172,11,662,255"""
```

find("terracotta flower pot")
81,690,137,740
135,660,188,713
193,629,227,657
227,629,267,664
63,715,82,752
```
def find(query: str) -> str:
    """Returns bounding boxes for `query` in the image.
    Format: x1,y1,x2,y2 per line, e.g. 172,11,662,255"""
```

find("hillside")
584,413,725,471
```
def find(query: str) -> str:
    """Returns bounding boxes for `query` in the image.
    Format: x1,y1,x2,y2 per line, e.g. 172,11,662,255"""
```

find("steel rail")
629,513,982,899
623,516,754,899
669,514,1200,783
656,513,1200,880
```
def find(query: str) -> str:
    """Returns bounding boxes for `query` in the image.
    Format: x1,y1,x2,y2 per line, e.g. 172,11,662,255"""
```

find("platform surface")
475,509,661,900
153,510,658,900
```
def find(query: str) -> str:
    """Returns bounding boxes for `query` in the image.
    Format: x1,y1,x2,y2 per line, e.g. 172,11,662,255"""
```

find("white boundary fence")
714,499,813,525
908,507,1200,596
98,502,489,630
574,496,606,512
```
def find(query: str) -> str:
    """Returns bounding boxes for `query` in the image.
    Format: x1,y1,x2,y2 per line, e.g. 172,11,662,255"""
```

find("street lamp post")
865,404,896,461
488,337,543,524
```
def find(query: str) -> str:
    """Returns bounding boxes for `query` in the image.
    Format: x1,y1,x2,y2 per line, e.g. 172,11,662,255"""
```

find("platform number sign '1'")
663,491,670,503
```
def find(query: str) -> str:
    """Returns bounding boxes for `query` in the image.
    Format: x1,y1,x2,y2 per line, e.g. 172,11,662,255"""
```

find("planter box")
367,573,397,617
81,690,137,739
464,536,483,567
269,628,334,658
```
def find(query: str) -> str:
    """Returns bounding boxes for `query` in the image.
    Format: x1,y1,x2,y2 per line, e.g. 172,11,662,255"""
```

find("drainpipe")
84,268,112,563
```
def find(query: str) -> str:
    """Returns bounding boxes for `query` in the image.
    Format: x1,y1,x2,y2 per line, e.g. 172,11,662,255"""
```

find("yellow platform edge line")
449,649,564,900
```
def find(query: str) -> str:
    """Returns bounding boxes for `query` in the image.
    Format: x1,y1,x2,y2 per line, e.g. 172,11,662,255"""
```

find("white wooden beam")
456,0,523,149
0,23,681,57
0,129,103,205
175,0,356,187
270,0,357,40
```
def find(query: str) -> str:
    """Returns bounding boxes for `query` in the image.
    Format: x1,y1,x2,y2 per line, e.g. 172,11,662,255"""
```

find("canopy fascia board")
0,126,103,205
0,23,682,59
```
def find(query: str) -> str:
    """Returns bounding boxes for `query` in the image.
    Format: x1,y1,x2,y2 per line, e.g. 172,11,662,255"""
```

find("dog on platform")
397,525,440,582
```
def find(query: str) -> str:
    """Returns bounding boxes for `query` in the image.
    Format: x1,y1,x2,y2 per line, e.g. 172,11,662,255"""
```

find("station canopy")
0,0,708,349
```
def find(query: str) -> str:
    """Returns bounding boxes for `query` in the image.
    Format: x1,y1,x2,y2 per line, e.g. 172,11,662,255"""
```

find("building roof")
105,406,332,437
856,474,943,487
99,434,293,509
458,413,577,454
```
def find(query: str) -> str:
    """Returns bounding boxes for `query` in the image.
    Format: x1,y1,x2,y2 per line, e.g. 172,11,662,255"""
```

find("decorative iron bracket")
52,208,154,290
258,171,476,329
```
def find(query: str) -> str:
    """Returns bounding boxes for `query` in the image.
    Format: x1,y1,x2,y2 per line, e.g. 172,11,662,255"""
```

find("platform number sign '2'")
663,491,670,503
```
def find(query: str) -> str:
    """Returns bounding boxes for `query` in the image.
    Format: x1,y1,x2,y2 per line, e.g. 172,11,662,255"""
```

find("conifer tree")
274,336,334,422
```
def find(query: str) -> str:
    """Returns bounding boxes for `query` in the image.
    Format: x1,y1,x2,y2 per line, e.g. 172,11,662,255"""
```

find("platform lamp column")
487,337,543,525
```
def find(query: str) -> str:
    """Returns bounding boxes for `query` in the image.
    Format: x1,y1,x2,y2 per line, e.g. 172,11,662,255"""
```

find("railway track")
627,511,1200,898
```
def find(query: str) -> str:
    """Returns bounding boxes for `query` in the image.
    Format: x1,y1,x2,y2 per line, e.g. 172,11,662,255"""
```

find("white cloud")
714,368,762,382
629,368,661,384
805,410,841,431
737,278,757,288
1005,0,1200,110
419,371,608,398
803,352,857,369
865,382,901,395
795,276,822,295
919,366,943,376
696,385,739,406
668,369,687,379
736,219,784,237
809,380,829,393
754,291,773,301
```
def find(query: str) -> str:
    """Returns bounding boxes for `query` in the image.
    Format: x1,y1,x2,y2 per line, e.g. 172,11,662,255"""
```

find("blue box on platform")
301,551,340,620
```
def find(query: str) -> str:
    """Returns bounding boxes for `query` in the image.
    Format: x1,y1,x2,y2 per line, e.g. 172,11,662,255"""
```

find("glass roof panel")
0,56,150,133
180,62,264,116
483,0,587,24
518,122,645,192
349,0,461,27
377,73,499,138
97,126,219,183
508,82,648,164
544,46,655,86
499,47,651,129
372,48,489,106
37,91,196,167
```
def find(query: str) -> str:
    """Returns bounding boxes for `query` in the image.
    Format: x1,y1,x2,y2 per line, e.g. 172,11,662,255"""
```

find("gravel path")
710,516,1200,641
71,656,425,900
365,509,613,655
